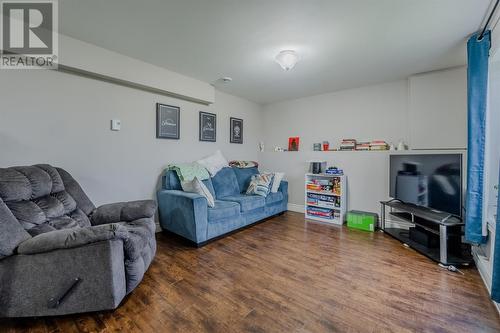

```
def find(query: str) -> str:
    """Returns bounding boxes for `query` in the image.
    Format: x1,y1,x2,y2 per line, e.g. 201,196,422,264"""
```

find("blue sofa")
157,167,288,245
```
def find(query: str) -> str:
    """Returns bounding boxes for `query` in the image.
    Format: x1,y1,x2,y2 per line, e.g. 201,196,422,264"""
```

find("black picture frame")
230,117,243,144
199,111,216,142
156,103,180,139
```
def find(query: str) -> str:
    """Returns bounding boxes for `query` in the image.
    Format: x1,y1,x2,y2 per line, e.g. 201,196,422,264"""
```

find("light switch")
111,119,121,131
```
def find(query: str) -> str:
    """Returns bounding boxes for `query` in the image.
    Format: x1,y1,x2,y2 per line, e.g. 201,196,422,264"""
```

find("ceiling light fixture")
275,50,300,71
211,76,233,86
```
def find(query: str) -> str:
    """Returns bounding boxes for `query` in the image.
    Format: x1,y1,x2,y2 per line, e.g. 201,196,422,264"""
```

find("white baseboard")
473,247,500,316
474,248,492,292
287,203,305,213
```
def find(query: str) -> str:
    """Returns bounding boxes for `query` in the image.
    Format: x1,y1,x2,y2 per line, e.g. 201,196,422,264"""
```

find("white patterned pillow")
196,150,228,176
270,172,284,193
181,177,215,207
246,173,274,197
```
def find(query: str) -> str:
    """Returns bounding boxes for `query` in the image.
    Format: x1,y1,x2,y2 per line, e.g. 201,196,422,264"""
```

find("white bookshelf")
305,173,347,225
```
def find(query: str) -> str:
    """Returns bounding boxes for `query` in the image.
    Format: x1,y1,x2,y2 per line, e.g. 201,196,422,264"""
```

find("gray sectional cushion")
91,200,157,226
17,223,128,255
118,218,156,292
0,165,94,237
0,198,31,259
55,167,96,216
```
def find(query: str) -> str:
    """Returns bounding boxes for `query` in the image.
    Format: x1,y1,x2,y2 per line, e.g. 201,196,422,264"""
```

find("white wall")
409,67,467,149
0,69,262,206
0,61,467,219
260,72,467,214
58,35,215,104
485,60,500,229
261,80,409,151
259,150,465,215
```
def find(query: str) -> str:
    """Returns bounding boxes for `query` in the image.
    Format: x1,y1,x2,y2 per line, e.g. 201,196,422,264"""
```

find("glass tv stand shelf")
380,200,472,266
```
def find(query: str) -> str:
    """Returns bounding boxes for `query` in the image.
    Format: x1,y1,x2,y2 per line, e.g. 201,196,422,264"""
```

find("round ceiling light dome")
275,50,300,71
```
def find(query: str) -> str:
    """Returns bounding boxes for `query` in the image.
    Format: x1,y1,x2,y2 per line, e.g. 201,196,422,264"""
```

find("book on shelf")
308,193,335,202
370,145,388,150
369,140,388,150
307,206,334,218
356,142,370,151
340,138,357,150
306,207,341,220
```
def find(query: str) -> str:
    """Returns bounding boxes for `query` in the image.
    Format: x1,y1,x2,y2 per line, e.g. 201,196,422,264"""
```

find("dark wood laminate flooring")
1,212,499,333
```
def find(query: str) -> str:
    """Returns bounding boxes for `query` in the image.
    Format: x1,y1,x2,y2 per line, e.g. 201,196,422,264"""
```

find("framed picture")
230,117,243,144
199,111,216,142
156,103,180,139
288,137,300,151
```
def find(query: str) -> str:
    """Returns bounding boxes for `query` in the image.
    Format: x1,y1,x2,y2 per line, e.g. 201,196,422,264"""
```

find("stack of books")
307,193,335,208
356,142,370,151
369,140,388,151
307,206,334,219
306,183,322,191
340,139,356,151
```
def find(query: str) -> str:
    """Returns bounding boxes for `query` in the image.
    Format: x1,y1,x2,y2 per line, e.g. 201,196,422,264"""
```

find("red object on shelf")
323,143,329,151
288,137,300,151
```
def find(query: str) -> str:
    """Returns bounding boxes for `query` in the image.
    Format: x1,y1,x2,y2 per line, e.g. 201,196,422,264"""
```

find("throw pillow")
246,173,274,197
197,150,228,176
181,177,215,208
270,172,285,193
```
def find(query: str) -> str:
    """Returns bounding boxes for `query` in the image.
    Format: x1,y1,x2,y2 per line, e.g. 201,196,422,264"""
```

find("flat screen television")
389,154,463,217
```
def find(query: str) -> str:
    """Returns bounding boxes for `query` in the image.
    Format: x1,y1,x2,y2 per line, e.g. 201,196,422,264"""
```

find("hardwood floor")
1,211,499,333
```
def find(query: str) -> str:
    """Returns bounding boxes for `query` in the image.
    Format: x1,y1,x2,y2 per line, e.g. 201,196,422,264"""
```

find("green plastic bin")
347,210,378,232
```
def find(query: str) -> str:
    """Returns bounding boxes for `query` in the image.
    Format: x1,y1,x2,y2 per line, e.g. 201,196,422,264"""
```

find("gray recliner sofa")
0,164,157,317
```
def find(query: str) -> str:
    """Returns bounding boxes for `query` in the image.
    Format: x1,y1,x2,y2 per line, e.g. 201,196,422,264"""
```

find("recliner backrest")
0,165,95,238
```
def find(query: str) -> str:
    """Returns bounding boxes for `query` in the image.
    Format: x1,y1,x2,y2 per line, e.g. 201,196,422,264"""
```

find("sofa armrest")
157,190,208,244
17,224,128,255
278,180,288,197
91,200,157,226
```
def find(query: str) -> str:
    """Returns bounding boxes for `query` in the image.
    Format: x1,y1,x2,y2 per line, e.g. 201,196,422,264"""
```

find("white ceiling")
59,0,491,104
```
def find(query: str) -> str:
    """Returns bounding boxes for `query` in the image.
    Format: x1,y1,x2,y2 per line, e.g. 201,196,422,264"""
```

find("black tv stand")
380,201,472,266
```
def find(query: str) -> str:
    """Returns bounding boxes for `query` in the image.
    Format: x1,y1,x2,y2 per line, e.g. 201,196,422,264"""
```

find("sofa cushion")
201,179,216,198
220,194,265,212
232,167,259,193
164,170,216,198
208,200,241,221
0,198,31,259
266,191,284,205
211,167,240,198
164,170,182,190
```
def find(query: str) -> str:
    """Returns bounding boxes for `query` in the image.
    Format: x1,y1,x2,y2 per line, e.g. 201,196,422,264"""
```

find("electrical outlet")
111,119,121,131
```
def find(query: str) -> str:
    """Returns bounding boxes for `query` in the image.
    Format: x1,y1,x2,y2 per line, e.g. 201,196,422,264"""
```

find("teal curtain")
465,31,490,244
